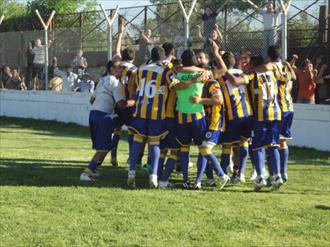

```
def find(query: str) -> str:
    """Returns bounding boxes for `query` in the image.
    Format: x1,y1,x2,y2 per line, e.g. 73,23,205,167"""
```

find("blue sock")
253,149,265,176
220,153,230,174
267,147,280,175
180,151,189,183
206,154,224,177
205,162,214,179
161,157,176,181
238,146,249,176
150,145,160,175
111,133,120,160
158,154,166,178
129,141,143,171
127,134,133,148
280,148,289,176
87,160,98,172
196,154,207,183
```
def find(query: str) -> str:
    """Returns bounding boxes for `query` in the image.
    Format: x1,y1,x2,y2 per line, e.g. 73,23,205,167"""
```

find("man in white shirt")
80,60,135,181
53,64,79,92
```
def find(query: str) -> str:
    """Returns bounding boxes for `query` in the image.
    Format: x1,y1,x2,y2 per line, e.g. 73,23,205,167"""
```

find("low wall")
1,90,330,151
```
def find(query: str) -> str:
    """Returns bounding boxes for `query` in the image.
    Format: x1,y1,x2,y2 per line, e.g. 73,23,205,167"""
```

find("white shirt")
32,46,45,64
91,75,124,113
260,10,280,30
54,68,78,92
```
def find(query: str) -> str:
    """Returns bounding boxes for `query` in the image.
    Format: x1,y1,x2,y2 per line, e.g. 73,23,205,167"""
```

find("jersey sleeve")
109,77,124,103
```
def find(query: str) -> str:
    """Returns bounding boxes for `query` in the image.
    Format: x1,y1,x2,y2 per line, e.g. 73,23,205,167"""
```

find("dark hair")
268,45,281,61
181,49,196,66
151,46,165,62
222,52,236,68
196,49,209,59
65,64,73,69
122,48,136,61
240,51,252,57
172,58,182,67
105,60,119,74
250,56,264,67
162,42,174,57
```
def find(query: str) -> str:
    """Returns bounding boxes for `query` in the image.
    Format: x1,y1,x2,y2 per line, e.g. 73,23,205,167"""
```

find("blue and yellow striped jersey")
249,70,282,122
121,61,137,100
177,112,205,124
272,62,294,113
134,61,175,120
203,79,225,132
165,89,177,119
219,68,253,121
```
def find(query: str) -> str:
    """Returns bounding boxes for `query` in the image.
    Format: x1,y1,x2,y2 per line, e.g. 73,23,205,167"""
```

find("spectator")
316,63,330,104
138,28,155,62
54,59,79,92
5,69,26,90
197,1,228,39
197,24,223,61
0,65,12,89
49,76,64,92
70,49,88,78
26,40,35,89
174,31,185,59
73,73,94,93
293,58,319,104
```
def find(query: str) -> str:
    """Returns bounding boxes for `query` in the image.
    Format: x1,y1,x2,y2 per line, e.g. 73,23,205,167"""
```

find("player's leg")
279,139,289,182
158,148,168,179
159,149,179,188
110,128,121,166
148,136,161,188
220,144,232,173
279,111,293,182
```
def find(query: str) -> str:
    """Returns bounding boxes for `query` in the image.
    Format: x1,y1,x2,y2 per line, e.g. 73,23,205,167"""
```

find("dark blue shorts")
203,129,221,145
115,105,134,127
219,117,253,144
129,117,167,138
176,117,207,146
89,110,115,151
251,120,280,150
280,111,294,139
160,118,180,149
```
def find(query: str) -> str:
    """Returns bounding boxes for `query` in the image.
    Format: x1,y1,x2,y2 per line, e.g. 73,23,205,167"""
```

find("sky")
98,0,151,9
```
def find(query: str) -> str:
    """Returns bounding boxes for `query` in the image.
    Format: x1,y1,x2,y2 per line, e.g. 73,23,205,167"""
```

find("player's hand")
214,24,219,30
190,95,201,104
292,54,298,60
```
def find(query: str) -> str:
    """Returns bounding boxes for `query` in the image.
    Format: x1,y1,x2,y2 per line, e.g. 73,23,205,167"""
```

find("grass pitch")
0,117,329,247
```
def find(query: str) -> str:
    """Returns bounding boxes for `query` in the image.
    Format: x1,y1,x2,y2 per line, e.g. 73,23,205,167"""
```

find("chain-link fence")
0,0,328,83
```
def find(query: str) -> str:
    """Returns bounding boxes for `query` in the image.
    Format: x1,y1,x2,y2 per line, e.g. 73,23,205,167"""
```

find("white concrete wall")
1,90,330,151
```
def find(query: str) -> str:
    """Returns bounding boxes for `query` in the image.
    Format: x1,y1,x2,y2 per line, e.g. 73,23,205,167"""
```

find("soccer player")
267,46,296,182
162,42,175,68
128,46,175,188
248,55,286,191
110,19,138,167
80,60,134,181
217,51,253,183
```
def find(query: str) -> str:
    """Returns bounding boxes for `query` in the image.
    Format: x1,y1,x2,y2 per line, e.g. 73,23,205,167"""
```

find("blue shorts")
160,118,180,149
89,110,115,151
176,117,207,146
280,111,294,139
129,117,167,138
203,129,221,145
115,105,134,127
251,120,280,150
219,117,253,144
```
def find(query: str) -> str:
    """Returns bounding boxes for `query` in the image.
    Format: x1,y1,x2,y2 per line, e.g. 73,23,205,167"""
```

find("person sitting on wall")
73,73,95,93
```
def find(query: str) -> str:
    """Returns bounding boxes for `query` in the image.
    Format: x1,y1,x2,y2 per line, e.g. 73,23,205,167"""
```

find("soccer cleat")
226,161,234,174
80,172,97,181
127,170,136,188
271,175,284,191
182,182,190,189
194,182,202,190
282,173,288,182
111,159,119,167
218,174,230,190
149,174,158,188
261,167,269,179
231,174,246,184
206,179,216,187
159,180,174,188
249,168,257,181
254,176,267,192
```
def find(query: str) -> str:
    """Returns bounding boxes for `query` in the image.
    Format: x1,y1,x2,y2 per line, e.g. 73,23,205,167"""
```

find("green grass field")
0,117,329,247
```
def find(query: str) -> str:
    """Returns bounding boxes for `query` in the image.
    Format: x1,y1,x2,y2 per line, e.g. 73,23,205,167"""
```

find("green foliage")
0,117,330,246
0,0,26,19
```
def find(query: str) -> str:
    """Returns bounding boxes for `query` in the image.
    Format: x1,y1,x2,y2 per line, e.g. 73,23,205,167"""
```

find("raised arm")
114,16,125,58
282,61,296,81
196,25,204,41
214,24,224,42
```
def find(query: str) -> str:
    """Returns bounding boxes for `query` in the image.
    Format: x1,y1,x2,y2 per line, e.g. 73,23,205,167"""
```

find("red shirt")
297,69,316,101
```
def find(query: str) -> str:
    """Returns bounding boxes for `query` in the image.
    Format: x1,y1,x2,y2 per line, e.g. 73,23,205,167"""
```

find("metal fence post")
100,4,119,61
178,0,197,49
0,15,4,25
279,0,291,60
35,10,55,91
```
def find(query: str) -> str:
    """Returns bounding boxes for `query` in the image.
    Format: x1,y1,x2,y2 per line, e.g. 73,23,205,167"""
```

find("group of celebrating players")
79,20,295,192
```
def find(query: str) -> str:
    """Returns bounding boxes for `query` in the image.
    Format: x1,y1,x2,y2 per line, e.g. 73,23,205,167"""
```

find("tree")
0,0,26,19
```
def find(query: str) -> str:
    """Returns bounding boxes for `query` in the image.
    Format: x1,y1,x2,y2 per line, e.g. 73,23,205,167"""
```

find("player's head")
222,52,236,68
106,60,123,77
34,38,41,46
205,6,213,16
250,55,265,69
122,48,136,62
151,46,165,62
162,42,175,59
267,45,281,61
239,51,251,71
172,58,183,72
267,2,274,12
195,50,209,68
181,49,196,66
77,49,83,57
212,67,223,80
